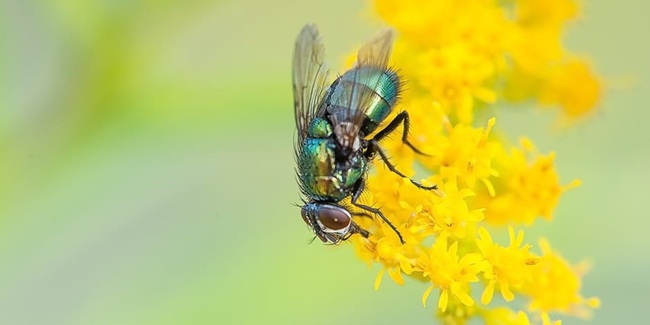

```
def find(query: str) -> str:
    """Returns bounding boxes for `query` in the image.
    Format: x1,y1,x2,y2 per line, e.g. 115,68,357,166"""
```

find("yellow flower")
374,0,600,122
341,0,601,323
514,0,579,28
538,59,602,119
349,181,428,289
476,227,537,304
353,224,422,290
420,179,485,239
381,103,501,195
482,308,564,325
395,42,498,123
431,116,500,195
363,167,431,224
482,307,533,325
436,296,477,325
522,239,601,317
476,138,579,225
417,234,489,311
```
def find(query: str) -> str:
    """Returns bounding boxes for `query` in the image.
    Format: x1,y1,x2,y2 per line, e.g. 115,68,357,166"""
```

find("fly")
293,24,436,244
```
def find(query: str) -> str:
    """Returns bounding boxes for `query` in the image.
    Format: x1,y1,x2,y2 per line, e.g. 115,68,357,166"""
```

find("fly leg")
350,178,405,244
348,213,371,240
373,111,428,155
366,139,438,191
343,221,370,241
351,212,373,218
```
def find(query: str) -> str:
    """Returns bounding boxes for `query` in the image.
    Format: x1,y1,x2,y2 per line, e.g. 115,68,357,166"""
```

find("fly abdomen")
325,66,401,135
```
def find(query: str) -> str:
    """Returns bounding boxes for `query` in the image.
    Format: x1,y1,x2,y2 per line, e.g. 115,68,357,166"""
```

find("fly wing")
329,29,395,148
356,28,394,69
293,24,330,144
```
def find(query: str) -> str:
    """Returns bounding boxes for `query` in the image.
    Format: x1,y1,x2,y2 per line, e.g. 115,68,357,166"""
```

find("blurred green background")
1,0,647,324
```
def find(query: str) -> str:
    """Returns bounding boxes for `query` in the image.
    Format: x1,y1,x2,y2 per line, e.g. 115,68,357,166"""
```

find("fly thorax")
307,117,333,138
333,122,361,152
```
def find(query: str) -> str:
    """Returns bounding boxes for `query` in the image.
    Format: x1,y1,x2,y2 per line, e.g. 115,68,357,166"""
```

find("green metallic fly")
293,24,436,244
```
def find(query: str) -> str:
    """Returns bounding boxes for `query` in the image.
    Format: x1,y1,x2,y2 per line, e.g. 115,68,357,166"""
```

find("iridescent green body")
325,66,400,134
298,117,366,201
294,25,431,244
298,67,399,203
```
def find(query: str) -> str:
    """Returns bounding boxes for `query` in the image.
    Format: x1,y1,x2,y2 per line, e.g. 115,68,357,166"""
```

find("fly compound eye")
300,207,312,227
317,206,351,232
300,207,310,225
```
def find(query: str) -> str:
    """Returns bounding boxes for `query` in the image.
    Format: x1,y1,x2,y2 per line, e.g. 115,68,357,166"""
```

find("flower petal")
439,289,449,312
374,268,385,291
422,285,435,308
481,279,496,305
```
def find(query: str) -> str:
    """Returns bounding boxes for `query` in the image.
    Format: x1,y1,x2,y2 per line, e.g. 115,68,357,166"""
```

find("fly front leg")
351,211,373,218
344,221,370,241
350,178,405,244
367,139,438,191
373,111,428,156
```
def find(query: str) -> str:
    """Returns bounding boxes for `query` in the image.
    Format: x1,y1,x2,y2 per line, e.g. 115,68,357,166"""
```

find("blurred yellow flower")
343,0,601,323
482,307,564,325
483,307,533,325
375,0,601,123
523,239,601,317
476,138,581,225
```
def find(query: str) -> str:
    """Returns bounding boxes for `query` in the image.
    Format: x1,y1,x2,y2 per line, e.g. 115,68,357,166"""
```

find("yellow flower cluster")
347,0,601,323
374,0,601,123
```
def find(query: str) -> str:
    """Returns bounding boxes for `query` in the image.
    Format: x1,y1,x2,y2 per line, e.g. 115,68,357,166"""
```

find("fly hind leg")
373,111,427,155
366,139,437,191
367,111,437,191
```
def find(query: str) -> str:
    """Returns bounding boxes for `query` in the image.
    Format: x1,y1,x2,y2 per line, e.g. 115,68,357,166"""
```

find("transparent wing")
293,24,330,143
330,29,396,147
356,28,394,70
